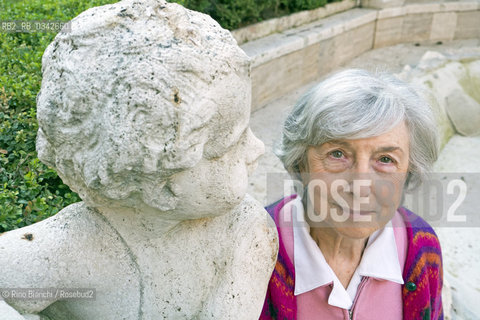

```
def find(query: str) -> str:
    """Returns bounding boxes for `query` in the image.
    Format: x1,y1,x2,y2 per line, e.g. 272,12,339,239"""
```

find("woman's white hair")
275,68,439,190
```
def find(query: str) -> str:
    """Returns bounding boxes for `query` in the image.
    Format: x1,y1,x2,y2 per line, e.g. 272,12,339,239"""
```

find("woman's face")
303,121,410,239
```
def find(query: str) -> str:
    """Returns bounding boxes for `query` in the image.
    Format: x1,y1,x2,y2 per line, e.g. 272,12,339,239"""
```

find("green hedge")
175,0,333,30
0,0,118,232
0,0,334,232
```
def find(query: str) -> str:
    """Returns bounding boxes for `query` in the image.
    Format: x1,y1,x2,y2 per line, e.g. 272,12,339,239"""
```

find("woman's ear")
297,155,309,187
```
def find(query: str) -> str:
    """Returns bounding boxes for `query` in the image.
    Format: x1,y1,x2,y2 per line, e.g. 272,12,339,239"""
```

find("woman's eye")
330,150,344,158
379,156,393,163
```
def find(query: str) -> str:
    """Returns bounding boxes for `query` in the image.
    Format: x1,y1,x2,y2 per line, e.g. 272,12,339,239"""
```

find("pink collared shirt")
279,197,408,320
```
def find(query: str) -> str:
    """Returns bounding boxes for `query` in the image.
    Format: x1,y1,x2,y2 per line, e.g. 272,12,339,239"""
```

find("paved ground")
247,39,480,320
432,135,480,319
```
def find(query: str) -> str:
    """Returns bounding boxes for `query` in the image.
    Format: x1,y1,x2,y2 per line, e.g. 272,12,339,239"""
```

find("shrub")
0,0,118,232
0,86,82,232
175,0,333,30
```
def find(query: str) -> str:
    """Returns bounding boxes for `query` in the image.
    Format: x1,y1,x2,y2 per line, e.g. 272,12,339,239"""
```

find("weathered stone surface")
415,50,448,70
251,43,321,110
231,0,356,45
454,11,480,39
248,10,376,109
333,22,375,66
0,301,26,320
430,12,457,41
318,37,337,75
433,134,480,319
362,0,404,9
0,0,278,319
401,51,480,143
242,8,377,69
445,89,480,136
433,134,480,172
401,13,433,43
460,60,480,106
241,0,479,110
374,16,404,48
250,19,376,109
36,0,254,210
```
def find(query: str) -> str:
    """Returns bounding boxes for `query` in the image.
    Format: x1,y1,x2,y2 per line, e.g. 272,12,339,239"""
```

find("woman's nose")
353,155,372,174
347,157,373,198
352,179,372,198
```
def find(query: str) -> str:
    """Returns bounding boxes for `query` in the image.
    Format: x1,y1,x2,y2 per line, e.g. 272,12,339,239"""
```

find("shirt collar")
289,197,404,308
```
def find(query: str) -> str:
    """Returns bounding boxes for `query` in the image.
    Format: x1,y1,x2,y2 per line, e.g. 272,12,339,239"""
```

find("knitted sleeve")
260,197,297,320
400,207,443,320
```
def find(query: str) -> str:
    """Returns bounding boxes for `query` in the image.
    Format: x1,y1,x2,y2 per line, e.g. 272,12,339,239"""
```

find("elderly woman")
261,69,443,320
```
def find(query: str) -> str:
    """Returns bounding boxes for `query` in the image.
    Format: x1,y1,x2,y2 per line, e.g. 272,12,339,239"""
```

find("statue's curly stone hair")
36,0,251,210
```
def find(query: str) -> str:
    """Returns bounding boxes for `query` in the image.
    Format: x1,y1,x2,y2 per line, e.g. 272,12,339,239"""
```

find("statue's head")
36,0,264,219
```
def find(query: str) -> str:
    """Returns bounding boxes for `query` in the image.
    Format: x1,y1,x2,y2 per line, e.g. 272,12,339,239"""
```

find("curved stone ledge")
241,0,480,110
231,0,356,45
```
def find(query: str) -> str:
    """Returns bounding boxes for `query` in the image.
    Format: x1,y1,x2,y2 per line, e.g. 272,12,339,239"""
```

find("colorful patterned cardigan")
260,195,443,320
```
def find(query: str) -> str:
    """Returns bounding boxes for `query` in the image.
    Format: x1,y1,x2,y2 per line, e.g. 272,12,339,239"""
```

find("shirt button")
406,282,417,292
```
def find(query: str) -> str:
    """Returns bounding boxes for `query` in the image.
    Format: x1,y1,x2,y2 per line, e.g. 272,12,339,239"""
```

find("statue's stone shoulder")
193,195,278,319
0,202,135,265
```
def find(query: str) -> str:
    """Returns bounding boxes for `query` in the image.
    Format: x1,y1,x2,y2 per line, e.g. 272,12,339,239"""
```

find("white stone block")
374,16,405,48
446,89,480,136
401,13,434,42
377,6,406,19
454,11,480,39
344,10,378,29
231,0,355,45
440,1,479,12
242,33,305,68
362,0,405,9
0,301,27,320
405,3,442,14
326,0,356,15
430,12,458,41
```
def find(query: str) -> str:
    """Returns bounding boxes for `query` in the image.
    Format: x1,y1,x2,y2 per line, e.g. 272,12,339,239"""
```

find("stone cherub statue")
0,0,278,318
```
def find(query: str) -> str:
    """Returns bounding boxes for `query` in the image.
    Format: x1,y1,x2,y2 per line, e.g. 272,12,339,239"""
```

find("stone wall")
240,0,480,110
375,2,480,47
231,0,357,45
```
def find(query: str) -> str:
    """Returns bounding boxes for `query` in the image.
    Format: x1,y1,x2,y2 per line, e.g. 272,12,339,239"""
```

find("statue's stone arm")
0,300,29,320
0,301,52,320
0,202,140,318
0,217,68,314
197,195,278,319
